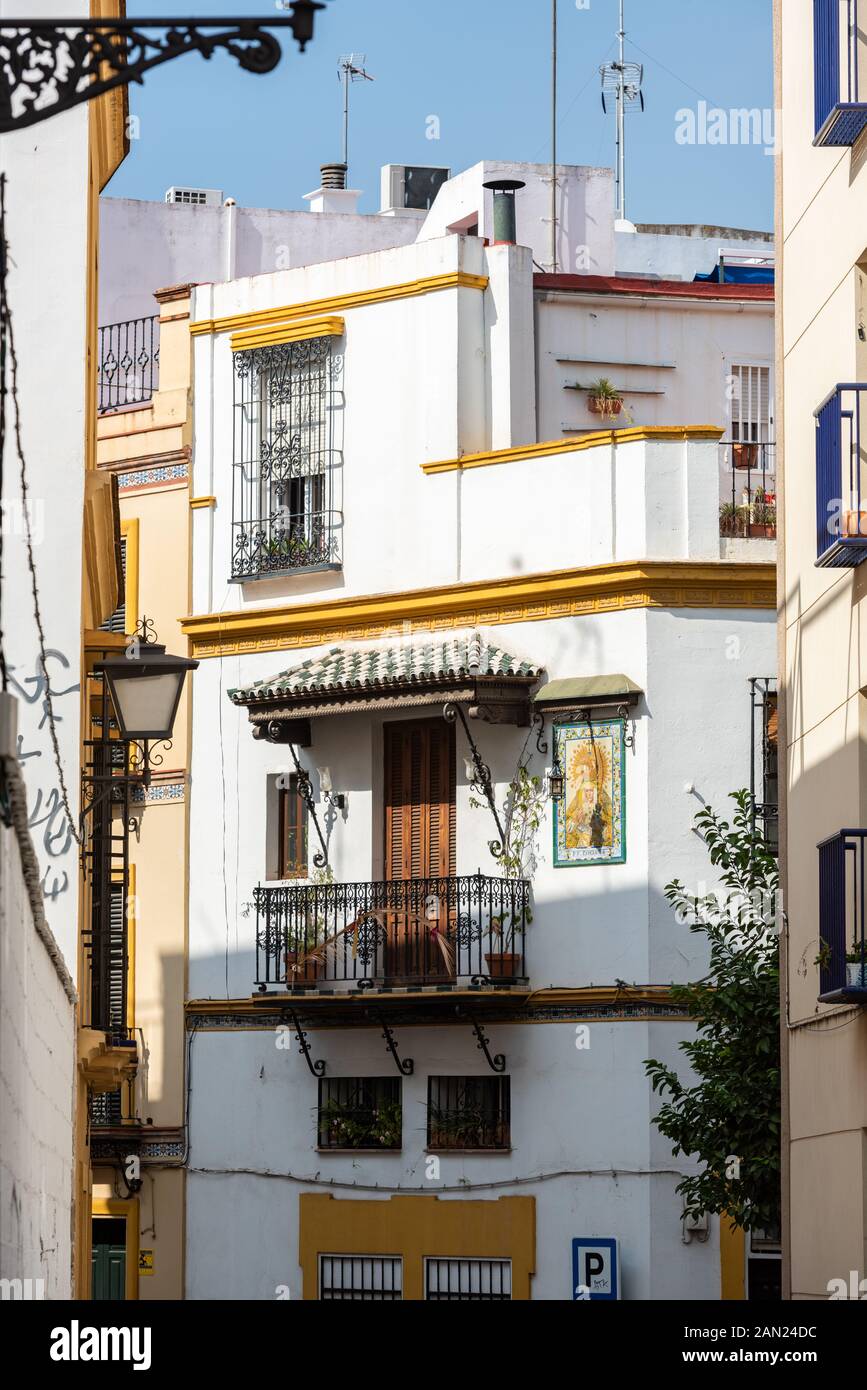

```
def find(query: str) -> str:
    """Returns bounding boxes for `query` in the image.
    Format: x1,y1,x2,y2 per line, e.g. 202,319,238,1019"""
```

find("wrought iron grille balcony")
719,441,777,540
254,873,530,990
232,335,341,581
815,384,867,567
97,315,160,413
814,0,867,146
818,829,867,1001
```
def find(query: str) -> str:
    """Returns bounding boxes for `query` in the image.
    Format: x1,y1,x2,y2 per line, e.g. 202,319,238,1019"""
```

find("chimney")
304,162,362,215
483,178,525,246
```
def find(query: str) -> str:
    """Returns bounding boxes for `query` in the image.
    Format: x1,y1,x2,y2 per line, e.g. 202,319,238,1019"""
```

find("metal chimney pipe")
483,178,526,246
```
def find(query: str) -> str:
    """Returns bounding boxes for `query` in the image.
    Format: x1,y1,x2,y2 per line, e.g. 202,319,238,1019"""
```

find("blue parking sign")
572,1238,619,1300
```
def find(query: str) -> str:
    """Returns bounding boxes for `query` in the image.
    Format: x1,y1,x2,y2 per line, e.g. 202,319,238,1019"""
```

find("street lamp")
93,643,198,742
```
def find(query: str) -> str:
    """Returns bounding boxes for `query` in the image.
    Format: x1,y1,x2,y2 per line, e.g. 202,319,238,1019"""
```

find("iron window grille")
231,337,341,581
427,1075,510,1151
319,1255,403,1300
818,829,867,999
89,1090,123,1127
98,316,160,414
317,1077,402,1150
814,0,867,146
425,1258,512,1301
750,678,778,856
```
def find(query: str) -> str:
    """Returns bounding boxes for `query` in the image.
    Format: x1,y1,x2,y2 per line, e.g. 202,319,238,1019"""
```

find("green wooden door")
92,1217,126,1300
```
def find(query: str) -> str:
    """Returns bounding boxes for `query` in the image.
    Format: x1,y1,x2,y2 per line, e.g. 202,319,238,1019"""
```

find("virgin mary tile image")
553,719,625,867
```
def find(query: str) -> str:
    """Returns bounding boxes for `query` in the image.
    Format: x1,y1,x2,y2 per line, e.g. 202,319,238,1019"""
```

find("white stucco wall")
0,747,75,1300
616,225,774,282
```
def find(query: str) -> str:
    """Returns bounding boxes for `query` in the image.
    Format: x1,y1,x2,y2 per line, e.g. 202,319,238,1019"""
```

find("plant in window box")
321,1096,402,1149
749,489,776,539
586,377,624,420
428,1103,503,1151
845,940,867,989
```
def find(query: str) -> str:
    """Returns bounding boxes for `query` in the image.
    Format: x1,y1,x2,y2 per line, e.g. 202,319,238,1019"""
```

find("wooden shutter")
384,719,455,880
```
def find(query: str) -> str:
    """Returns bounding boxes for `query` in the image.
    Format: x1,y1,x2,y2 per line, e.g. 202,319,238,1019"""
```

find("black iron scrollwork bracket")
533,709,548,756
377,1012,413,1076
286,1009,325,1078
266,722,329,869
468,1015,506,1073
443,701,507,859
0,6,324,134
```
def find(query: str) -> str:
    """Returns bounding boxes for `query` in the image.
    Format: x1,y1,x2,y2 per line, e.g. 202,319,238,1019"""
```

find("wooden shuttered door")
384,719,455,881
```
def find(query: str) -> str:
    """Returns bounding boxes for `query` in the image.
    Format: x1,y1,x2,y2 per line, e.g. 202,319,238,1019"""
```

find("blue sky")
107,0,774,231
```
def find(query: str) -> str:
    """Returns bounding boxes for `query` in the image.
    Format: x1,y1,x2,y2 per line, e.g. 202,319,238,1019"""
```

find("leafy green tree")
644,790,780,1233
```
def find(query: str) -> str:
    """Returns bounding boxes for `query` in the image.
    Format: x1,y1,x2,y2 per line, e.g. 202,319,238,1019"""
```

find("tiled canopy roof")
229,631,543,705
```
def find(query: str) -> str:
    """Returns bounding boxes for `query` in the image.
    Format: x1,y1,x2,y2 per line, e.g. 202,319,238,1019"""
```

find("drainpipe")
223,197,237,282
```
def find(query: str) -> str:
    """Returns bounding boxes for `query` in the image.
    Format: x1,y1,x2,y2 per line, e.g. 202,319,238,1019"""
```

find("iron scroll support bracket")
376,1012,414,1076
285,1010,325,1078
468,1015,506,1073
265,722,329,869
0,8,324,134
443,701,507,859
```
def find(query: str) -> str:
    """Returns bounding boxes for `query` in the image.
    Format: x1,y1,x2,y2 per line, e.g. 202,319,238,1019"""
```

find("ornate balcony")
97,315,160,413
254,873,530,992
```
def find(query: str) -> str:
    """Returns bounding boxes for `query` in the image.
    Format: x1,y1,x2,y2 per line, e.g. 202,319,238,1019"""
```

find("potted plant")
749,489,776,539
321,1095,402,1149
845,941,867,988
719,501,748,537
587,377,624,419
841,509,867,539
285,926,323,986
485,914,523,980
733,441,759,470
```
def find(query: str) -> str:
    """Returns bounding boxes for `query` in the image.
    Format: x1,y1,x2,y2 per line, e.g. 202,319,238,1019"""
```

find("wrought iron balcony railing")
231,508,341,581
719,441,776,540
98,315,160,413
254,873,530,990
814,0,867,146
818,829,867,1000
815,385,867,567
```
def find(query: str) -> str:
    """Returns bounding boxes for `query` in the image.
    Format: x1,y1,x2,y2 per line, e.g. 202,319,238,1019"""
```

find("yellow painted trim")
230,316,345,352
300,1194,535,1300
189,496,217,510
180,560,776,659
422,425,725,474
120,518,139,636
720,1216,746,1300
189,271,490,338
92,1197,139,1301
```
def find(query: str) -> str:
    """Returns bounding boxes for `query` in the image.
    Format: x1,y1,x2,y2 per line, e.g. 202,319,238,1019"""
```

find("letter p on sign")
572,1238,619,1300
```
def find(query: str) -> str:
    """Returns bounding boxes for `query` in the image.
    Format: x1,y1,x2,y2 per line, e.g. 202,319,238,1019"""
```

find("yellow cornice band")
422,425,725,475
230,316,345,353
180,559,776,659
189,271,489,339
189,495,217,510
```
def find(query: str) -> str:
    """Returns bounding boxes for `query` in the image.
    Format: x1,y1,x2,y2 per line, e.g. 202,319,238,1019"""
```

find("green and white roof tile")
229,630,544,705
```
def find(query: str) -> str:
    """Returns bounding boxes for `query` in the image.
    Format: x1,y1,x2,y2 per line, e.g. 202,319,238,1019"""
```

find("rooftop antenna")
338,53,375,181
600,0,644,226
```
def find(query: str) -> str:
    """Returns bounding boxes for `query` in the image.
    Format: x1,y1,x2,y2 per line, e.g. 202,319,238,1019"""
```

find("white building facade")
179,179,777,1300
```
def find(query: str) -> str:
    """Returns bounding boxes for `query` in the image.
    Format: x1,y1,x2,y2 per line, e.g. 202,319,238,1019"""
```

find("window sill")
228,561,341,584
316,1146,403,1155
425,1147,512,1155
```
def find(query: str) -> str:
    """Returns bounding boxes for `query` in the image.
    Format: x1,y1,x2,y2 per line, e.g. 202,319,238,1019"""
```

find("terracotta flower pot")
588,396,623,417
749,523,776,539
486,952,521,980
285,950,321,986
842,510,867,538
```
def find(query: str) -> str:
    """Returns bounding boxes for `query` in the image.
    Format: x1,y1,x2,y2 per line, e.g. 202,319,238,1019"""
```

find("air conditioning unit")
165,186,224,208
381,165,450,214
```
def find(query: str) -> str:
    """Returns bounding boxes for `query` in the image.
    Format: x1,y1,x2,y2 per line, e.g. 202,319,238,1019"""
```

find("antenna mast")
339,54,374,181
600,0,644,225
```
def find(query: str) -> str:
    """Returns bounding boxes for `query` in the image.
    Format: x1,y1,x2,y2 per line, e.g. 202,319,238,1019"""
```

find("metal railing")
97,315,160,413
719,441,777,539
814,0,867,146
815,384,867,567
254,873,530,989
231,508,341,580
818,829,867,997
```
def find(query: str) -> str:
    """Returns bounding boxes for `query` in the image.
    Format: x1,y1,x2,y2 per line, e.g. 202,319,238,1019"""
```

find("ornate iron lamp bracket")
0,7,324,134
376,1012,414,1076
285,1009,325,1078
533,709,548,756
266,721,329,869
468,1015,506,1073
443,701,506,859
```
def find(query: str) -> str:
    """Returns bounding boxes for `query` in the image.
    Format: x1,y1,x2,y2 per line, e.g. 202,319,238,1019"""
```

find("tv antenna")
600,0,644,225
338,54,375,179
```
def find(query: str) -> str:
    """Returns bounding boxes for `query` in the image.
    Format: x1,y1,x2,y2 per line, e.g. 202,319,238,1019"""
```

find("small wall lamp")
318,765,346,811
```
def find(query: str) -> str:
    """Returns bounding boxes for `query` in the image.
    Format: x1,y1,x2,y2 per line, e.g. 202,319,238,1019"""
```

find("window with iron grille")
425,1258,512,1301
89,1089,123,1126
319,1255,402,1300
427,1076,510,1151
231,337,341,581
317,1077,402,1150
